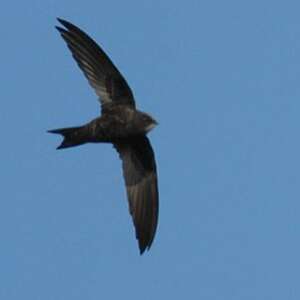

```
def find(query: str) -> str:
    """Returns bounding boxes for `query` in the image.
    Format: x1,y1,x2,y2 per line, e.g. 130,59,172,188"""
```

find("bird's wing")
114,136,159,254
56,18,135,108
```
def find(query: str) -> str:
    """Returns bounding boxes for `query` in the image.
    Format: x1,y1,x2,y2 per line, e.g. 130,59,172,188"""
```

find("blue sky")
1,0,300,299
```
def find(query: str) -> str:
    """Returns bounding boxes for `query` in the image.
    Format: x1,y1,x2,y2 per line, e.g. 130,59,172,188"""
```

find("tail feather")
48,126,86,149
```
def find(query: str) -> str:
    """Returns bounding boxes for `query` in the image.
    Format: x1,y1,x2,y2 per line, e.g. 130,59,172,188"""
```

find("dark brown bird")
48,18,159,254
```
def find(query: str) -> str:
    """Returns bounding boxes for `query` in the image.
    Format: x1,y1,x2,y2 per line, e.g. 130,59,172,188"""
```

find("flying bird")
48,18,159,254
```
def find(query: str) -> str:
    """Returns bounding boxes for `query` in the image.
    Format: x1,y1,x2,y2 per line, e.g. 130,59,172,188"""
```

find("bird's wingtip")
55,25,66,34
56,18,76,31
138,242,150,255
56,17,65,24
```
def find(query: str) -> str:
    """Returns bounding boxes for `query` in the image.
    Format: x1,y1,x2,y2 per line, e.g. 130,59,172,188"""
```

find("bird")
48,18,159,254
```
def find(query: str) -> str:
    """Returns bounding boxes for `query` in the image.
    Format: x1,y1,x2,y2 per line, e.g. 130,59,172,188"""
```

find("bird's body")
48,18,159,254
50,106,156,147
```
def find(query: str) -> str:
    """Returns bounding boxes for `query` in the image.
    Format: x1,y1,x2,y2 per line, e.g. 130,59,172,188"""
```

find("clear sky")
1,0,300,299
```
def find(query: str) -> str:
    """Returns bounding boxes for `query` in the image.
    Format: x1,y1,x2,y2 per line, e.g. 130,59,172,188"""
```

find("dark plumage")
48,18,159,254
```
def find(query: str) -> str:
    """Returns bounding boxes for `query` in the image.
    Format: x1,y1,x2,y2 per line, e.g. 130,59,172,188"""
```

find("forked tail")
48,126,87,149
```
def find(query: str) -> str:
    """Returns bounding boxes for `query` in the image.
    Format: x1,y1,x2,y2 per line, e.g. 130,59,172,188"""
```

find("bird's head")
139,112,158,133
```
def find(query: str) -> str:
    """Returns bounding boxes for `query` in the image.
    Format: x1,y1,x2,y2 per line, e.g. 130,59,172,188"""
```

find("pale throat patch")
145,122,157,133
